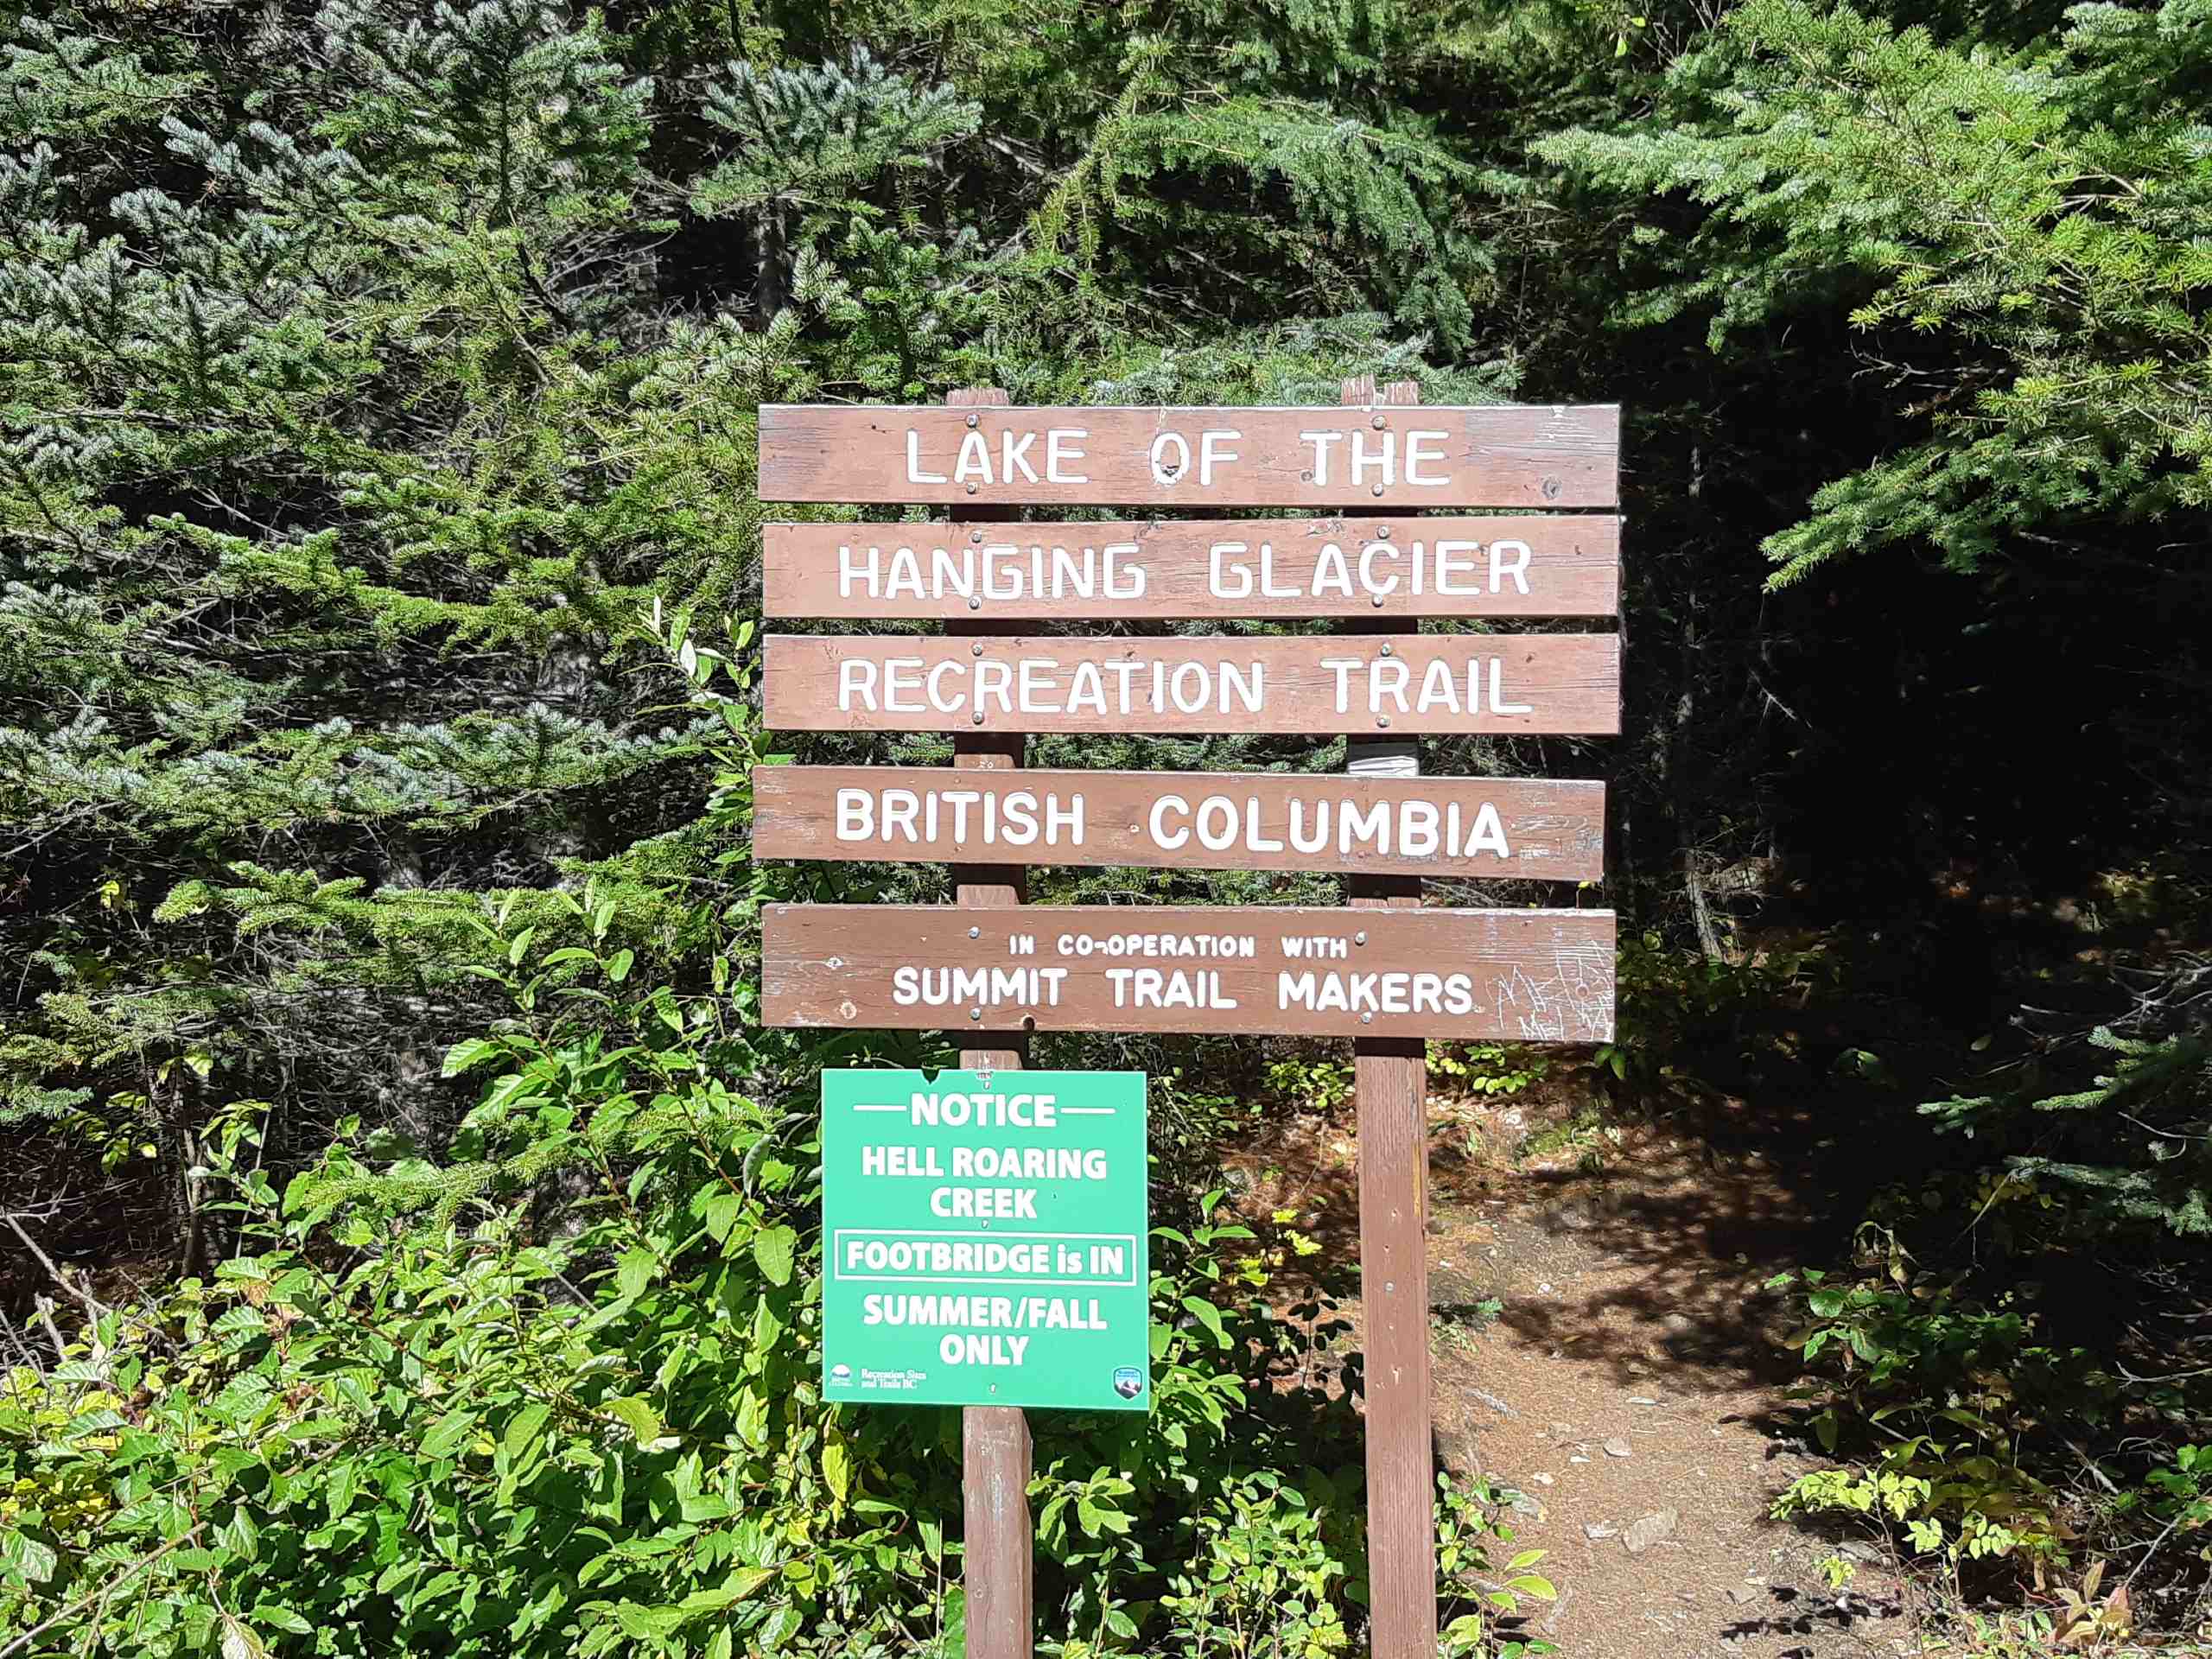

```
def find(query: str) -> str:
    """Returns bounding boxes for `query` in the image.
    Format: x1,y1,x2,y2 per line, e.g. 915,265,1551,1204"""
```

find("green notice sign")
822,1069,1149,1412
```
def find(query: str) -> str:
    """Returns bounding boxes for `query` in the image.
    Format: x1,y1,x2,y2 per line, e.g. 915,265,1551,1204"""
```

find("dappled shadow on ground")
1220,998,1911,1407
1459,1078,1886,1402
1213,979,1947,1656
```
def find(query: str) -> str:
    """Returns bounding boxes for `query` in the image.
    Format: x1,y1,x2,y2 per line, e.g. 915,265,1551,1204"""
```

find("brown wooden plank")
963,1408,1033,1659
946,387,1033,1659
752,766,1605,882
757,404,1618,508
1344,374,1438,1659
762,632,1620,737
762,515,1619,620
760,904,1617,1042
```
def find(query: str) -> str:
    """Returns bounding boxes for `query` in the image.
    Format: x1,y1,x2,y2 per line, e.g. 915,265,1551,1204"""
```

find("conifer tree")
2,0,1529,1251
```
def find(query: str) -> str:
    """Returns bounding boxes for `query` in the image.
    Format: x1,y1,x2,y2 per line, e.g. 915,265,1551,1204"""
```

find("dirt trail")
1229,1073,1911,1657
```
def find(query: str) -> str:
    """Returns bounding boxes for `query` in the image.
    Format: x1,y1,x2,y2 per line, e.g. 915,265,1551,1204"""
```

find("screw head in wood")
1371,414,1386,429
969,531,982,543
965,482,977,493
1362,1012,1373,1023
1371,594,1385,607
971,712,984,724
1355,931,1367,944
965,412,979,428
971,643,983,656
1379,643,1393,657
968,926,981,938
1542,475,1562,500
968,596,981,610
1377,715,1390,728
1371,483,1385,496
969,1007,982,1020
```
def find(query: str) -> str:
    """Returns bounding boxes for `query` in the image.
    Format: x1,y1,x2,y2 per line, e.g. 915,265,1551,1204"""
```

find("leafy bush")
1428,1044,1549,1098
1767,1235,2113,1568
1,946,1541,1657
1594,929,1838,1090
1263,1058,1354,1117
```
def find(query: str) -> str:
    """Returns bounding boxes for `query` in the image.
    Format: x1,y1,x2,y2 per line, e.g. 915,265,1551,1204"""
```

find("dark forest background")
2,0,2208,1653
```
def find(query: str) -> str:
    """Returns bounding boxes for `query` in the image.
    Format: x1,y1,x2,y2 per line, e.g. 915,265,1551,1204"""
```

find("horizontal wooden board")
763,632,1620,736
753,766,1605,881
758,404,1618,508
762,516,1619,620
761,904,1615,1041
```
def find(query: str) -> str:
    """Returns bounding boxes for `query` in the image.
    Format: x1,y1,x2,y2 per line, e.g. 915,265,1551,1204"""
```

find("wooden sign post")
1345,375,1436,1659
947,386,1035,1659
753,390,1621,1658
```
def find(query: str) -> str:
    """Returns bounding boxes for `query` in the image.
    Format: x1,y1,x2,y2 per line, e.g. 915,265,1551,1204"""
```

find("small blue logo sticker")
1112,1366,1144,1399
830,1363,853,1384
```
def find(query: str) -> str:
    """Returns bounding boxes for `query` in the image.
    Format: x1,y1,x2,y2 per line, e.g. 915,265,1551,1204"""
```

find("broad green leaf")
677,1567,774,1614
701,1191,742,1242
613,1603,685,1640
759,1606,802,1648
327,1458,358,1521
606,1395,662,1445
219,1505,260,1562
614,1248,657,1301
441,1038,499,1077
734,1387,768,1450
3,1533,57,1584
504,1401,552,1458
1181,1294,1228,1347
753,1224,798,1287
420,1407,479,1461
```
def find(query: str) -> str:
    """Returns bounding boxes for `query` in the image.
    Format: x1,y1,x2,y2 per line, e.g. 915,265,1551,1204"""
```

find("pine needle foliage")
0,0,1524,1242
1540,0,2212,581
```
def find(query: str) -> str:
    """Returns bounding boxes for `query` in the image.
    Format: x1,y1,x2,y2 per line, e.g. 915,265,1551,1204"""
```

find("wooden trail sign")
752,765,1605,881
761,903,1617,1043
762,514,1620,620
753,383,1621,1659
762,632,1621,736
758,404,1619,507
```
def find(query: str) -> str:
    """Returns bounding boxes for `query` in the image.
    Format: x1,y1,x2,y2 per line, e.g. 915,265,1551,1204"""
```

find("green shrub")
1,957,1540,1657
1767,1234,2113,1567
1428,1045,1549,1098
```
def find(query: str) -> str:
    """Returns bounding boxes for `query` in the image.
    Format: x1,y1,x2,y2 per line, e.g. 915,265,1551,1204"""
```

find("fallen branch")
3,1213,109,1332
